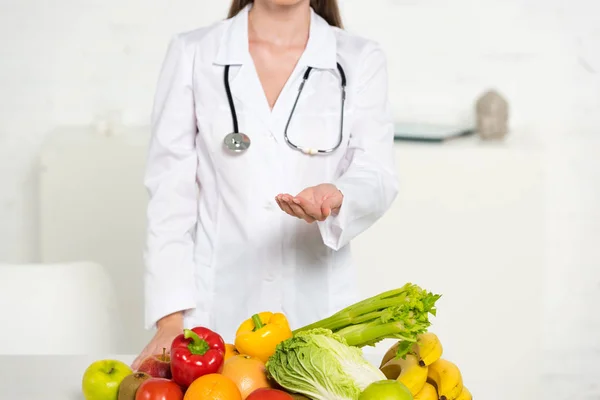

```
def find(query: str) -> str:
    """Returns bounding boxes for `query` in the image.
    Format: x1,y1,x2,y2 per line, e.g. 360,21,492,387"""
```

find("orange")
224,343,240,361
183,373,241,400
220,355,273,399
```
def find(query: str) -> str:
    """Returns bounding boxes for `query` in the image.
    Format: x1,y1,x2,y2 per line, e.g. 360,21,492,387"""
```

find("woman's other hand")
131,312,184,370
276,183,343,223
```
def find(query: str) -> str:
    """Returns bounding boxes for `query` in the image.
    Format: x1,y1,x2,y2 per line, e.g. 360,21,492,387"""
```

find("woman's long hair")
227,0,343,28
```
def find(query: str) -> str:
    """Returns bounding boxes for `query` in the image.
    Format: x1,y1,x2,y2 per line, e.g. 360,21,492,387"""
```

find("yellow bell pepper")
234,311,293,363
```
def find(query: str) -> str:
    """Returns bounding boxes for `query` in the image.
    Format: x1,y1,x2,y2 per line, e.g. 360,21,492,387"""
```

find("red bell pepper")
170,327,226,388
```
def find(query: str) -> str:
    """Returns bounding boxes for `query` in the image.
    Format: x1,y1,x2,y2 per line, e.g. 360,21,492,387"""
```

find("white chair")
0,261,120,354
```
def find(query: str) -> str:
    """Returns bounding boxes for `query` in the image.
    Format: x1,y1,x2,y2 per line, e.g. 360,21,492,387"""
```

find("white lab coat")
143,4,398,343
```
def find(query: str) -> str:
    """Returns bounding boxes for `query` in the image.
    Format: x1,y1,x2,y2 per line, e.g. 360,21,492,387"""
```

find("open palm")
276,183,343,223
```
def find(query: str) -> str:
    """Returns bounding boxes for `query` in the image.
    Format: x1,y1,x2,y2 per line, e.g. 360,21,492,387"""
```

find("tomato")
135,378,184,400
246,388,294,400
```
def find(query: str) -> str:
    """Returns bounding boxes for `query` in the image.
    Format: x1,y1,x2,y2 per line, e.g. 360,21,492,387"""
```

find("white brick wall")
1,0,599,396
2,0,598,258
541,135,600,399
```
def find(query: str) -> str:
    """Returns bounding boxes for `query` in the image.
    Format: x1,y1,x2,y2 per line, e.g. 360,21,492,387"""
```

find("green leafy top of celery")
293,283,442,359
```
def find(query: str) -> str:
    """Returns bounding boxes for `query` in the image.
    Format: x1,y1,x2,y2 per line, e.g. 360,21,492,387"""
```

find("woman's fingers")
131,345,153,370
131,327,177,370
277,194,315,223
321,192,342,217
285,197,314,223
131,357,141,371
292,196,324,221
320,197,334,219
276,195,295,217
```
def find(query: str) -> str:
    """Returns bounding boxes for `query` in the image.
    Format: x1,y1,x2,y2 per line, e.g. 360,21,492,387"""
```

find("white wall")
1,0,599,397
2,0,598,259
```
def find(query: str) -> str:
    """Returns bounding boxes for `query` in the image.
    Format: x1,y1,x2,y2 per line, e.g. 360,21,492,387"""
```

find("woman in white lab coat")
133,0,398,368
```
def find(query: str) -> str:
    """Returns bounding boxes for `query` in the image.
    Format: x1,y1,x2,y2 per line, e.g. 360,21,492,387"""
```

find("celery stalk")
293,283,441,359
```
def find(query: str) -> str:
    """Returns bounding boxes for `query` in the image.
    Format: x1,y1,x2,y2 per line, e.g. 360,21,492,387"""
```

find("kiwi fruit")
117,372,151,400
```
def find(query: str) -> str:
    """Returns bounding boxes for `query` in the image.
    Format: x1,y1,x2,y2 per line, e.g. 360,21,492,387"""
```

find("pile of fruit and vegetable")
81,283,472,400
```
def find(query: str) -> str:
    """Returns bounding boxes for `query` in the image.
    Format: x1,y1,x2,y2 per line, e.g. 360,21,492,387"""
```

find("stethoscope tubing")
224,65,239,134
223,63,347,155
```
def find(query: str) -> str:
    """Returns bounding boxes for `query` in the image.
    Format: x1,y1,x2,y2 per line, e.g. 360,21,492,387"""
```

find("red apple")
135,378,183,400
247,388,295,400
137,348,172,379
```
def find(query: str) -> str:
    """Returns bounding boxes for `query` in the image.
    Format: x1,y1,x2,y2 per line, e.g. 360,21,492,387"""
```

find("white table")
0,355,136,400
0,352,385,399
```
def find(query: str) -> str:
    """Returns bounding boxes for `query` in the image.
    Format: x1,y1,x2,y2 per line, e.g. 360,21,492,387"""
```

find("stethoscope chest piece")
224,132,251,152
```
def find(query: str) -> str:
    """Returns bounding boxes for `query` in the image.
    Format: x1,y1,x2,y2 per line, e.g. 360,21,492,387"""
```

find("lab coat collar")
213,5,251,66
213,4,338,70
302,8,338,70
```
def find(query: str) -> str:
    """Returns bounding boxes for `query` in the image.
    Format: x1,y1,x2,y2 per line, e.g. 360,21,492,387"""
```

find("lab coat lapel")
230,64,272,134
270,9,338,146
213,5,272,135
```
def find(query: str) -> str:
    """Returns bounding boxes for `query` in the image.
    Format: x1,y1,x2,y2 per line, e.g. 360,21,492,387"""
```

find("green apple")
82,359,133,400
359,380,414,400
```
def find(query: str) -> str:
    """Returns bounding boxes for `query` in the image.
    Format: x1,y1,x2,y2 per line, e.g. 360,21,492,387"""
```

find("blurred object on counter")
475,89,509,140
393,122,475,143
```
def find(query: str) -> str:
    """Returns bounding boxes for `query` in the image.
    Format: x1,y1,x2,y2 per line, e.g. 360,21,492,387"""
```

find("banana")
413,332,443,366
414,382,438,400
380,341,400,367
455,386,472,400
380,353,428,396
380,332,443,368
427,359,463,400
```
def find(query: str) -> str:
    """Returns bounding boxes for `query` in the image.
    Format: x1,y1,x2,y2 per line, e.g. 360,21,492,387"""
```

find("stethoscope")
223,63,347,155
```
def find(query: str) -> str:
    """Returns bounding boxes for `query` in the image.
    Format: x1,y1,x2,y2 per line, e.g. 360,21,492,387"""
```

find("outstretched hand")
276,183,343,223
